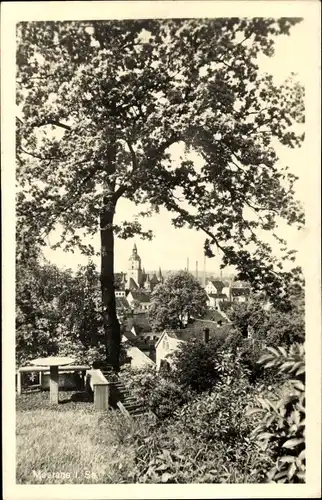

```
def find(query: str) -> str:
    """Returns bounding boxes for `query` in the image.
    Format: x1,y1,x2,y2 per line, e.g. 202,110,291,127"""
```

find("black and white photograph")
2,1,321,498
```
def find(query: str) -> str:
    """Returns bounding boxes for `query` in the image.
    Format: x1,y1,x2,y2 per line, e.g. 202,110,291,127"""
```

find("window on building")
163,340,169,350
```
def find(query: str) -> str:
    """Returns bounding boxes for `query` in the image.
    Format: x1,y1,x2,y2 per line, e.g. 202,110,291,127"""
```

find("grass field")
16,391,138,484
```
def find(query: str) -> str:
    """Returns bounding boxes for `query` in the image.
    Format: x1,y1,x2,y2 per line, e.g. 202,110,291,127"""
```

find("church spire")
158,267,163,281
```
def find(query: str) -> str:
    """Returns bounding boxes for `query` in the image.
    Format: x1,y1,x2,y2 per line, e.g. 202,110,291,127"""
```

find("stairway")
105,377,147,417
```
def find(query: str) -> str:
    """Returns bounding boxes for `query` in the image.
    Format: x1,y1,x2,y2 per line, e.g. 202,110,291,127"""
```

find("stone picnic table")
30,356,75,404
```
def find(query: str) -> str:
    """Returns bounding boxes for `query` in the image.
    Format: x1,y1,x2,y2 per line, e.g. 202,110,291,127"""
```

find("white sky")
40,20,308,275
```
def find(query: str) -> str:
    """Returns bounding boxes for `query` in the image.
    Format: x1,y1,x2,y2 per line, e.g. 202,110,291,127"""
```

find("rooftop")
163,321,232,343
116,297,131,309
125,312,152,334
208,293,228,299
231,287,250,296
129,291,151,303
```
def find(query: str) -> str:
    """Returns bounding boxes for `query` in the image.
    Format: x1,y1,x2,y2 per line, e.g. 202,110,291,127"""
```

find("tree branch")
36,120,72,131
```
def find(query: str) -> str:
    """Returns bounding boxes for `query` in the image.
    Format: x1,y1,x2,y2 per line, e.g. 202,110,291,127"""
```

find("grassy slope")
16,391,137,484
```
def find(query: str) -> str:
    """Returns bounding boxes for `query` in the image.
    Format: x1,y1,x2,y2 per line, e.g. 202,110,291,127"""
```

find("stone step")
130,408,147,416
112,383,127,389
123,403,143,411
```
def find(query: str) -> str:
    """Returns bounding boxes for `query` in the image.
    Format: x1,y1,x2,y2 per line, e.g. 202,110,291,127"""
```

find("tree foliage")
227,289,305,346
16,18,305,368
148,270,208,330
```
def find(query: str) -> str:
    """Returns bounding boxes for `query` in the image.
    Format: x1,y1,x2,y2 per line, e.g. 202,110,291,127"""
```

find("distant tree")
227,287,305,346
149,270,208,330
227,294,269,338
16,257,106,366
17,18,304,370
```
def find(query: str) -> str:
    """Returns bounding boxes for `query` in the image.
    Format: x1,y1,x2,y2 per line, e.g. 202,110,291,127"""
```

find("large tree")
149,270,208,330
16,18,304,371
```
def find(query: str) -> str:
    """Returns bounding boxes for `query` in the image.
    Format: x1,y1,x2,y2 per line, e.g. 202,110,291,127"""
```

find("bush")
171,337,226,393
124,395,265,484
174,377,254,449
119,366,191,420
247,344,305,483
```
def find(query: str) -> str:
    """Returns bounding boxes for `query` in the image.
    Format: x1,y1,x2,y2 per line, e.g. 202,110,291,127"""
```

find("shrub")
171,337,225,393
119,366,191,420
174,377,253,448
126,390,270,484
247,343,305,483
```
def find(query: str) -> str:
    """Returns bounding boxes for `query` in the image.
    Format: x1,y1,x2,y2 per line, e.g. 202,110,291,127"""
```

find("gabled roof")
208,280,225,290
116,297,130,309
156,319,232,348
122,331,157,351
125,312,152,334
130,291,151,303
128,278,139,290
208,293,228,299
149,274,160,285
231,287,250,296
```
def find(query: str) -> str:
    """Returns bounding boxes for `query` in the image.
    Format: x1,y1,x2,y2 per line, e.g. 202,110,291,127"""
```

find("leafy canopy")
17,18,304,302
148,270,208,330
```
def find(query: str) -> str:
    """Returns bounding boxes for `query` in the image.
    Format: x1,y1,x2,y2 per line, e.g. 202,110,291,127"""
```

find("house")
116,296,131,311
121,329,156,369
231,287,250,303
126,290,151,312
155,315,231,370
205,279,225,296
124,312,152,336
206,292,228,309
122,312,161,363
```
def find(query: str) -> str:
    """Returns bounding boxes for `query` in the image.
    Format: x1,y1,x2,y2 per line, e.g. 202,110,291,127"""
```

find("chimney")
187,258,189,272
204,328,210,344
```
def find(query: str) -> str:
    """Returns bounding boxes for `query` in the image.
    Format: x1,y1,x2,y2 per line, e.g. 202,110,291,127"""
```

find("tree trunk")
100,201,120,372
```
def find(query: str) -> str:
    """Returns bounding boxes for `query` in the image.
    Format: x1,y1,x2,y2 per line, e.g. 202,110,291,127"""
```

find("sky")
40,19,308,275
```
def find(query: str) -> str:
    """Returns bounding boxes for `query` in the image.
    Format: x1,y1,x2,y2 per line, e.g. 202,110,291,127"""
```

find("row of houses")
205,279,250,309
115,244,251,315
114,244,251,370
116,277,250,316
120,308,232,371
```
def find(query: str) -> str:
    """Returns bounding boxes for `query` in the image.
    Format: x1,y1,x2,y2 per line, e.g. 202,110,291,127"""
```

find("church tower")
127,243,143,289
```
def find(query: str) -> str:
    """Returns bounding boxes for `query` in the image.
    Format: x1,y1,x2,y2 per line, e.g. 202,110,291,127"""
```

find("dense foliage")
119,315,305,483
248,344,305,483
17,18,304,369
148,270,208,330
170,337,225,392
120,365,192,420
16,258,105,366
227,289,305,345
